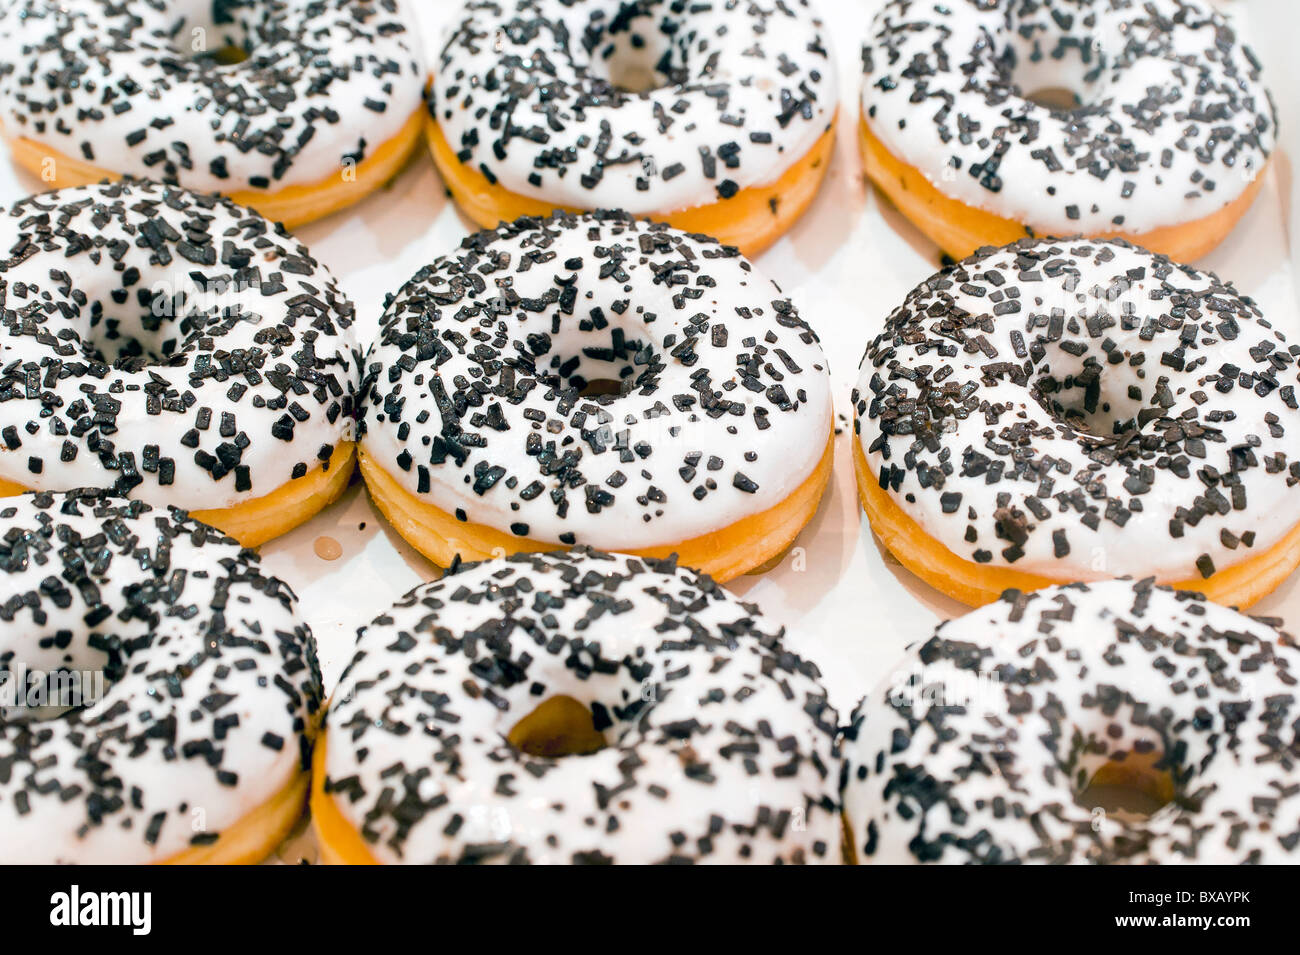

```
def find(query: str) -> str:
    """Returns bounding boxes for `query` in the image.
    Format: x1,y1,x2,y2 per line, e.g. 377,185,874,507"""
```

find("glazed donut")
860,0,1275,262
0,180,360,547
852,238,1300,609
312,548,841,864
359,210,833,583
0,0,427,228
0,490,322,864
843,578,1300,864
427,0,838,258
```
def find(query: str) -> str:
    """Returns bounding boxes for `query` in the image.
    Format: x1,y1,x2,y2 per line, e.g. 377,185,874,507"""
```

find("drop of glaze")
314,536,343,561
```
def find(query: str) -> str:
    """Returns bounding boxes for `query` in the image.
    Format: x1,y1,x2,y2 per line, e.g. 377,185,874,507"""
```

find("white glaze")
853,238,1300,582
0,491,321,864
0,180,359,510
322,549,841,864
432,0,837,214
0,0,427,192
861,0,1275,235
843,579,1300,864
361,210,832,551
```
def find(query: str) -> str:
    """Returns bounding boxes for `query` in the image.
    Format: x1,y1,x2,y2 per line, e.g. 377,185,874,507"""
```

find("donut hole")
207,44,252,67
1,636,121,723
81,307,184,367
75,280,247,368
85,317,176,366
1026,86,1083,112
507,695,608,758
160,0,262,67
1029,345,1150,439
534,328,661,400
1033,362,1136,437
992,4,1109,114
578,378,627,398
580,3,690,95
0,667,107,722
1074,752,1176,822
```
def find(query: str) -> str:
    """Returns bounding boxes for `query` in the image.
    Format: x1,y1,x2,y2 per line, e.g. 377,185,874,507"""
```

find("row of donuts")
2,492,1295,863
0,0,1292,864
0,0,1276,259
0,179,1297,863
0,181,829,580
2,178,1297,610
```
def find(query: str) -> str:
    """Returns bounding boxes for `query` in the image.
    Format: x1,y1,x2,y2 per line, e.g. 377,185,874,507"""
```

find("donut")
852,237,1300,608
0,180,360,547
842,578,1300,864
311,548,841,864
427,0,838,258
0,0,428,229
860,0,1275,262
0,490,322,864
359,210,834,583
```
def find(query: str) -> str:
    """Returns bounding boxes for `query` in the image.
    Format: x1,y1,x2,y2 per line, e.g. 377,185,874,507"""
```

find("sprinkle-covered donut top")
361,210,832,550
843,579,1300,864
0,491,322,864
323,548,840,864
0,180,359,508
852,238,1300,582
861,0,1276,235
0,0,427,192
431,0,837,214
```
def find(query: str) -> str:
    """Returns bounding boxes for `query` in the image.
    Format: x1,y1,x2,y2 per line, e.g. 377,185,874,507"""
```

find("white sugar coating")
322,548,841,864
0,180,359,510
360,210,832,550
861,0,1276,235
431,0,837,214
853,238,1300,582
0,491,322,864
843,579,1300,864
0,0,427,192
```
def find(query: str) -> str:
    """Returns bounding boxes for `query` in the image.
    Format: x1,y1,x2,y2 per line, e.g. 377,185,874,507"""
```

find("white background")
0,0,1294,720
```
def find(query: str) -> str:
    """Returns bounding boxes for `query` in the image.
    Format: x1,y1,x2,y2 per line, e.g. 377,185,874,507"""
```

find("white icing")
0,180,359,510
431,0,837,214
0,491,321,863
361,211,832,551
0,0,427,192
322,549,841,864
861,0,1275,235
843,579,1300,864
853,238,1300,582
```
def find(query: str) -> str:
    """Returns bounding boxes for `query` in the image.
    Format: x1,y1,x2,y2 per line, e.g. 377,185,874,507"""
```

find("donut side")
859,116,1270,263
